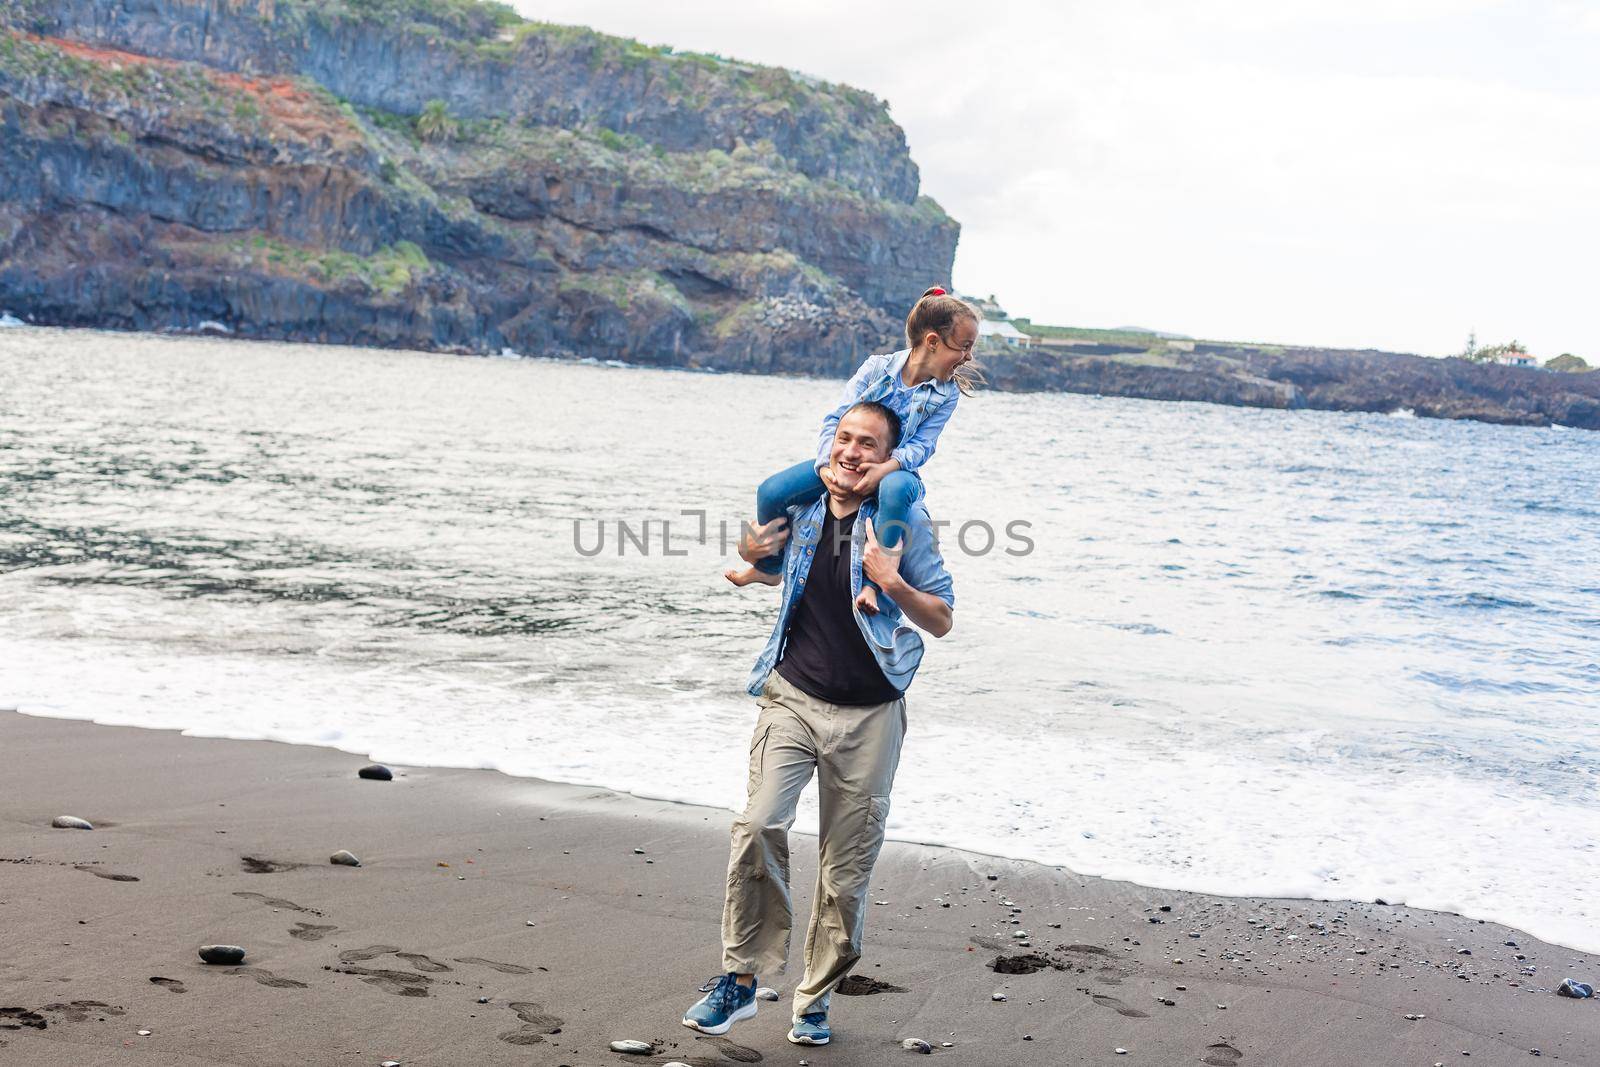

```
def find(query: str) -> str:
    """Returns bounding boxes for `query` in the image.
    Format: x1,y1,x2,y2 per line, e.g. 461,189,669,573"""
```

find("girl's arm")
815,355,887,472
890,392,958,473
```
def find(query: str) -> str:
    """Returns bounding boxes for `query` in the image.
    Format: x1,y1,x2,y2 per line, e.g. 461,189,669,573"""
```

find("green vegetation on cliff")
216,236,432,296
1546,353,1592,373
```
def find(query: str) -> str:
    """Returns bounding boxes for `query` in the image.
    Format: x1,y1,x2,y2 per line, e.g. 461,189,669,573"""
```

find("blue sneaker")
787,1010,831,1045
682,973,758,1035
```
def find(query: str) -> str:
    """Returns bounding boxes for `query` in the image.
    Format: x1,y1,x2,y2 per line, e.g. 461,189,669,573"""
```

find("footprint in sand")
333,966,431,997
990,953,1061,975
148,977,187,994
289,922,338,942
74,865,140,882
241,856,305,874
497,1001,564,1045
835,974,906,995
223,968,308,990
338,946,400,963
453,956,533,974
394,952,452,972
232,891,322,916
1202,1042,1244,1065
41,1001,125,1023
693,1034,764,1062
1091,993,1150,1018
0,1008,48,1030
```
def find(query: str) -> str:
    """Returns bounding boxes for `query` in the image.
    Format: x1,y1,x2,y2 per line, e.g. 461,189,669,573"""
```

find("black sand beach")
2,711,1596,1066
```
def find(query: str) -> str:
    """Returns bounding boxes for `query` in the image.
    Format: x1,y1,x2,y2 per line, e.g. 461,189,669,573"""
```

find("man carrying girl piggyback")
725,287,983,613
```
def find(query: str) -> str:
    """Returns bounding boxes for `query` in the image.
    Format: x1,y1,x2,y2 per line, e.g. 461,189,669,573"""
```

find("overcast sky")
521,1,1597,358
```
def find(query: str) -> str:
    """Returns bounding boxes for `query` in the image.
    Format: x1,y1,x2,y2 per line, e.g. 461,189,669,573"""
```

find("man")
683,400,956,1047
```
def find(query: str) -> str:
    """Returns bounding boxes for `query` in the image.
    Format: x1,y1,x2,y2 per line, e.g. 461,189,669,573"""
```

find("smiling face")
920,314,979,382
828,407,895,495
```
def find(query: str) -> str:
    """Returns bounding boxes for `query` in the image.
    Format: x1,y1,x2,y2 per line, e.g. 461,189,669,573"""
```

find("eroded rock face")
980,343,1600,430
0,3,952,372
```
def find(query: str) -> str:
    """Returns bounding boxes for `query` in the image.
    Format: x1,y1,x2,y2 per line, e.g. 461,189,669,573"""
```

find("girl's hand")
854,461,888,496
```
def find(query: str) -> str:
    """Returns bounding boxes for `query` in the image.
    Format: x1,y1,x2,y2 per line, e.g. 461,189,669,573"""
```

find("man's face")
829,408,894,494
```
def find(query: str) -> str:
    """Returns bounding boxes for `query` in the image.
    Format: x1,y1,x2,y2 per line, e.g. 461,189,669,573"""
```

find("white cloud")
518,0,1598,358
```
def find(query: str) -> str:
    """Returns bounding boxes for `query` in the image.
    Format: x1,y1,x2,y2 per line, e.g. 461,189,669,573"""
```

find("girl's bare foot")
725,565,782,588
853,584,880,615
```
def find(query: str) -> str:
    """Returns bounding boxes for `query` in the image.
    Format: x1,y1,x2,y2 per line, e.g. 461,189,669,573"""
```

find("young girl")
725,286,982,612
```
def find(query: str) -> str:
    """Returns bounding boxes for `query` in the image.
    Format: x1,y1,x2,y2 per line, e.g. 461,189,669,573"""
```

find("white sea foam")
4,633,1596,954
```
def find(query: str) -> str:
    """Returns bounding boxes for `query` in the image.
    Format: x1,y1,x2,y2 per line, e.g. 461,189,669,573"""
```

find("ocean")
2,326,1596,953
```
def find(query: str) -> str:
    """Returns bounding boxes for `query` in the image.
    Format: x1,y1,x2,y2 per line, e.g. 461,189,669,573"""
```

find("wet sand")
2,710,1596,1066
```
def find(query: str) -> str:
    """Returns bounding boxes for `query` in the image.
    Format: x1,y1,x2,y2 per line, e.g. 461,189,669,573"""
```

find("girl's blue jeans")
752,459,923,575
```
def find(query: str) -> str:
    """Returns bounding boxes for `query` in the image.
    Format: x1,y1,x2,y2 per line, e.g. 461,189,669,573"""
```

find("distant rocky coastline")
2,0,1596,430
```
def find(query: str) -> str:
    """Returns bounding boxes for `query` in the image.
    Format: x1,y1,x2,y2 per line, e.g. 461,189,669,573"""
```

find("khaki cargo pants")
720,670,907,1018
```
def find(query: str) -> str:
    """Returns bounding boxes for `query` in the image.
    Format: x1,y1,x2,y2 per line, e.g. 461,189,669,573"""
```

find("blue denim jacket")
813,349,960,475
745,493,956,698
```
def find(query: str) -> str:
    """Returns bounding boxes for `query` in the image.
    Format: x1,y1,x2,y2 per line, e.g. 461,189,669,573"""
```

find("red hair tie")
928,287,946,296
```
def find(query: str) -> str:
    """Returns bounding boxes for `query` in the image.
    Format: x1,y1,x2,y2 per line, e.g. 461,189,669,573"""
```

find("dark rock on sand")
330,850,361,866
51,815,93,830
358,764,394,781
198,945,246,965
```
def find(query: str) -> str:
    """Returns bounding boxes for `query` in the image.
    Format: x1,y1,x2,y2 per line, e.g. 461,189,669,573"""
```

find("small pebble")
901,1038,932,1053
137,1029,151,1036
477,997,489,1004
52,815,93,830
382,1061,401,1067
198,945,245,965
358,764,393,781
1116,1048,1129,1055
941,1042,954,1048
633,848,645,854
1216,1004,1227,1010
756,986,779,1001
330,850,361,867
610,1039,653,1054
991,992,1007,1002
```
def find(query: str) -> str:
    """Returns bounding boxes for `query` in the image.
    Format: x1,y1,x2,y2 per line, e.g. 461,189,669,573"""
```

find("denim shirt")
745,493,956,698
814,350,961,475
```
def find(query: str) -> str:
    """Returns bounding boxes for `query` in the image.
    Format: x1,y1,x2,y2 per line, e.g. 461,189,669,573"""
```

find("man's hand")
737,515,790,565
859,518,953,638
860,516,903,594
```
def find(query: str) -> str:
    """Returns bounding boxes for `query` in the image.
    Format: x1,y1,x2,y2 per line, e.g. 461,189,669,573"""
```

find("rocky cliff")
2,0,1594,431
0,0,956,373
981,340,1600,430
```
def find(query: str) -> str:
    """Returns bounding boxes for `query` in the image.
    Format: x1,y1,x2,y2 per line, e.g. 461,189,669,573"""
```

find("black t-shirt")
775,505,903,706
